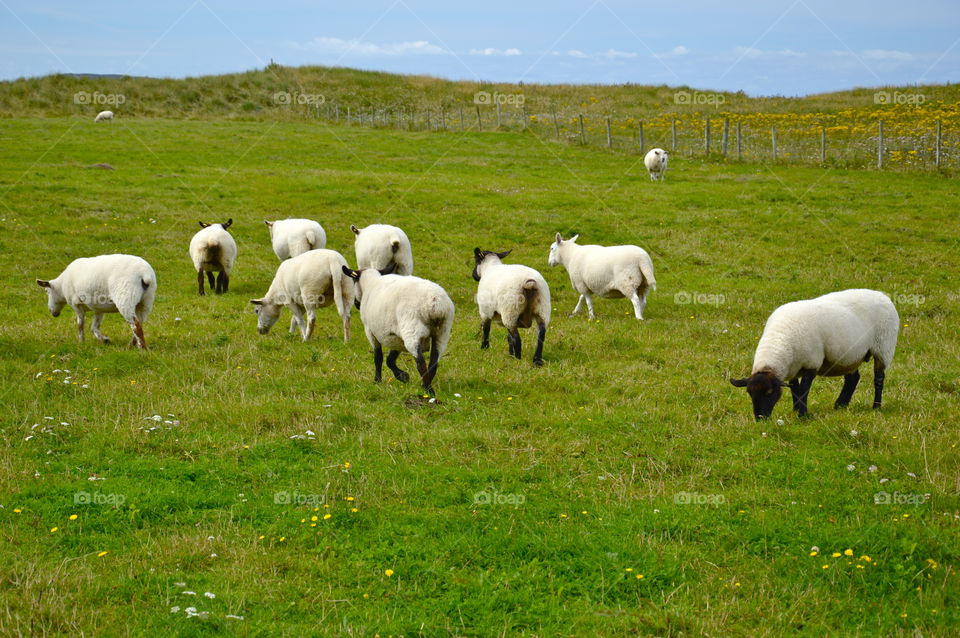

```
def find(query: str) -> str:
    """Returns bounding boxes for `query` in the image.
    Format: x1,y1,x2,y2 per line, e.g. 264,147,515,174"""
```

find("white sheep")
548,233,656,320
36,254,156,349
473,248,551,366
350,224,413,275
644,148,668,181
730,289,900,420
342,264,454,394
189,219,237,295
250,249,354,342
265,218,327,260
94,110,114,123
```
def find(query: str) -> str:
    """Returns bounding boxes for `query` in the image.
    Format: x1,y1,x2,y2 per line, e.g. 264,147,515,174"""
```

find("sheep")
644,148,668,181
548,233,656,320
94,110,114,123
730,289,900,421
189,219,237,295
250,249,353,342
350,223,413,275
472,248,550,366
265,218,327,261
341,264,454,394
36,254,156,349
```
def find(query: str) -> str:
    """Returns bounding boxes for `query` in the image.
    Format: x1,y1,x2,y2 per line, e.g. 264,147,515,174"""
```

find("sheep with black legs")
473,248,550,366
350,223,413,275
265,218,326,260
644,148,668,181
342,264,453,394
36,254,156,349
251,249,354,342
548,233,656,320
730,289,899,421
189,219,236,295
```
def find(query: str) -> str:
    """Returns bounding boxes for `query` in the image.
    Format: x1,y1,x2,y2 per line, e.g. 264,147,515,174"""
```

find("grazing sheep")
473,248,550,366
730,289,900,420
548,233,656,320
342,265,454,394
350,223,413,275
94,110,114,123
250,249,354,342
644,148,668,181
36,254,156,349
189,219,236,295
265,218,327,261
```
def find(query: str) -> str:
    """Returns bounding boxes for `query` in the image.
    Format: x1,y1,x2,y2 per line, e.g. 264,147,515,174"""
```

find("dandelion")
346,497,355,502
323,514,331,520
311,516,318,522
625,568,633,572
809,551,819,557
822,564,830,569
831,552,842,558
861,555,872,562
384,569,394,577
351,508,359,513
636,574,644,579
844,549,854,556
97,551,108,557
50,527,58,533
13,508,21,513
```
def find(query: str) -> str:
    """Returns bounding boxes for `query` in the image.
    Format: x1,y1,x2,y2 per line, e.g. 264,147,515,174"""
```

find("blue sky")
1,0,958,95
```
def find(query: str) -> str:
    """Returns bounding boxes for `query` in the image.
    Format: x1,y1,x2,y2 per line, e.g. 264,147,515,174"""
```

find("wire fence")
291,100,958,171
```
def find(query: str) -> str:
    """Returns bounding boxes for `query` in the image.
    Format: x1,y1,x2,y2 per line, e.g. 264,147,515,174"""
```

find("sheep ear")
474,247,484,259
36,279,51,288
570,234,579,243
730,377,749,388
199,221,209,228
378,262,397,276
496,249,512,260
342,265,360,280
223,218,233,229
250,299,264,306
350,224,360,235
555,232,563,243
264,220,273,227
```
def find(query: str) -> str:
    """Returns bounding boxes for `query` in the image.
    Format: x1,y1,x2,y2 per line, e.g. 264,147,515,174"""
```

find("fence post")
606,116,612,148
704,118,710,156
496,100,502,128
671,119,677,151
737,121,742,161
476,105,482,132
771,126,777,160
877,120,884,169
935,119,942,169
579,114,586,145
820,126,826,164
639,121,645,154
721,118,729,158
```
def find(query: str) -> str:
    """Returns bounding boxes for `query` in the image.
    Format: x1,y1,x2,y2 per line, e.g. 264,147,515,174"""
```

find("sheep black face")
730,371,786,420
472,248,512,281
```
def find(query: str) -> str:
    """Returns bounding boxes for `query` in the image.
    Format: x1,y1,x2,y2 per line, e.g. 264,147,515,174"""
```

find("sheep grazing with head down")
350,223,413,275
251,249,354,343
473,248,551,366
94,110,114,123
265,218,327,261
644,148,668,181
548,233,656,320
730,289,900,421
189,218,237,295
342,264,454,394
36,254,156,349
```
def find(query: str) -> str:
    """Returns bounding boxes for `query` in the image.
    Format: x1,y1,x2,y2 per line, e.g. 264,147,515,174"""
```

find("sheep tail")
640,260,657,291
141,275,153,291
391,237,401,253
305,230,317,250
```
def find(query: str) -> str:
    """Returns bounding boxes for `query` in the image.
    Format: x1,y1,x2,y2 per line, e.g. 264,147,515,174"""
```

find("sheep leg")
422,339,441,391
789,379,802,412
75,309,86,342
532,321,547,367
206,271,215,289
570,295,585,316
129,319,146,349
288,306,307,339
584,294,595,320
629,289,647,320
303,309,316,342
386,350,409,382
197,271,206,296
480,319,491,349
91,313,110,344
289,316,299,334
508,328,522,360
834,371,861,409
414,344,432,394
372,342,384,383
873,368,885,409
342,313,350,343
216,272,228,294
795,370,816,417
221,272,229,293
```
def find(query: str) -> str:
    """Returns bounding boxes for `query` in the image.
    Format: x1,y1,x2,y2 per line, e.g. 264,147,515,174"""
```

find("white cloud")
598,48,637,59
504,48,522,56
671,45,689,56
566,49,588,58
733,46,763,59
295,37,447,56
779,49,807,58
469,47,522,56
863,49,913,61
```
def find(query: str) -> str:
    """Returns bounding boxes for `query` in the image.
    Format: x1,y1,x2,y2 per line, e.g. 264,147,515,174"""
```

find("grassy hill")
0,116,958,635
1,63,958,120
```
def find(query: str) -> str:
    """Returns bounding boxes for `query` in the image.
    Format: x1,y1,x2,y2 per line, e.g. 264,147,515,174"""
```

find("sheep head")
730,370,787,420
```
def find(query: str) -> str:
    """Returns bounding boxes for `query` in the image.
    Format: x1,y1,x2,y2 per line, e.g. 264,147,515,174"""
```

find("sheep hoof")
533,358,544,367
480,342,490,350
394,371,410,383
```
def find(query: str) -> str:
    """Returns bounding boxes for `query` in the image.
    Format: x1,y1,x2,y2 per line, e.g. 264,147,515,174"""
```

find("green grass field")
1,116,958,636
